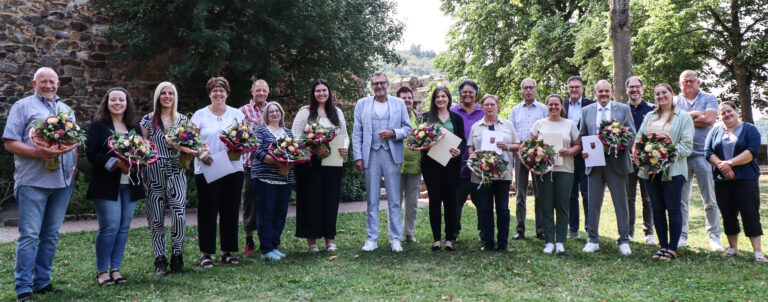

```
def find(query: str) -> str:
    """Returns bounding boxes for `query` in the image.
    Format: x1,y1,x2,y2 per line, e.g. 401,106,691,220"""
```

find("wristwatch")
727,160,733,166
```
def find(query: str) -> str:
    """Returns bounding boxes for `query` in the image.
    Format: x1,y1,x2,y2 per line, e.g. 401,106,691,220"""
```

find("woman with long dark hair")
292,79,348,253
420,87,465,251
140,82,190,275
86,88,144,285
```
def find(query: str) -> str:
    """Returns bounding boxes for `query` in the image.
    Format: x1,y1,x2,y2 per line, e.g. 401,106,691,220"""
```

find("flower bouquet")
219,120,260,161
467,150,510,184
107,129,159,168
268,137,311,175
300,121,338,159
634,133,677,179
167,119,203,169
406,123,443,151
28,110,86,170
599,118,634,156
518,137,557,176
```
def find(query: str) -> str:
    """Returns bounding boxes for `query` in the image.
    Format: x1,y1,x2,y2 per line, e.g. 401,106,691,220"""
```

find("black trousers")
715,178,763,237
294,157,343,239
422,157,460,241
195,172,243,254
476,180,511,248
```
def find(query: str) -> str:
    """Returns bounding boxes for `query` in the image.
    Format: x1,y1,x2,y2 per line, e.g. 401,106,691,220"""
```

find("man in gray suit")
353,71,412,252
579,80,636,255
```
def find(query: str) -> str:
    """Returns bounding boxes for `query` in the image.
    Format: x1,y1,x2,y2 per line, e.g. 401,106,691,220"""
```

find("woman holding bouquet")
420,87,465,251
292,79,348,253
190,77,245,267
252,102,295,260
467,94,520,252
705,101,765,262
529,94,581,254
86,88,145,285
634,83,693,260
140,82,190,275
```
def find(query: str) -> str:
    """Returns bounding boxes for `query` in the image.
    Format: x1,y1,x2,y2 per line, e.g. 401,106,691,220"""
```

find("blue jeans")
254,179,291,254
14,184,73,295
93,185,138,272
364,148,403,242
644,175,685,251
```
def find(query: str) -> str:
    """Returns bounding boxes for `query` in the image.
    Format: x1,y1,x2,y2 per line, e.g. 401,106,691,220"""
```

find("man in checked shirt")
240,79,269,254
508,78,548,240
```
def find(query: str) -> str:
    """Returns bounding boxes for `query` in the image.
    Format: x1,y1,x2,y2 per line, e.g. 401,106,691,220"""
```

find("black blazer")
419,111,467,169
564,97,595,129
85,119,146,201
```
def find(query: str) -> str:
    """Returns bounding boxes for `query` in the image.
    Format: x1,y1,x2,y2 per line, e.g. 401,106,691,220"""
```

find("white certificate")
581,135,606,167
201,150,235,183
480,130,504,154
322,135,349,167
427,130,462,167
540,132,564,166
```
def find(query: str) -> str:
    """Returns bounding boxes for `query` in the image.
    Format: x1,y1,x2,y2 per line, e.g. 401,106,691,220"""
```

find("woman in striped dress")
140,82,190,276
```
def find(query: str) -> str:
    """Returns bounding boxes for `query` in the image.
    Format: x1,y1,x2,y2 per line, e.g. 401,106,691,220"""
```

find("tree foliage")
381,45,443,78
94,0,404,106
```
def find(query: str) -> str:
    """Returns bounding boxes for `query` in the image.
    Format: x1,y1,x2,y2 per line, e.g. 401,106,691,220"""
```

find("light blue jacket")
352,95,412,168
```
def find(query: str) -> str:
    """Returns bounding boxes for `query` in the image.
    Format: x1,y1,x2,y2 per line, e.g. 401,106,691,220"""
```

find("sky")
393,0,452,53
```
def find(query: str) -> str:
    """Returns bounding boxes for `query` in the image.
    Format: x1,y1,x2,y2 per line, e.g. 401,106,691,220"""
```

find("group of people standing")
4,67,765,302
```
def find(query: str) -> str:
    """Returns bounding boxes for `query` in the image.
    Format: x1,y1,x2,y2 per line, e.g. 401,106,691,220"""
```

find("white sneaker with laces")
582,242,599,253
619,243,632,256
391,240,403,252
645,234,658,246
361,240,378,252
677,237,688,248
555,243,565,253
543,243,555,254
709,236,725,252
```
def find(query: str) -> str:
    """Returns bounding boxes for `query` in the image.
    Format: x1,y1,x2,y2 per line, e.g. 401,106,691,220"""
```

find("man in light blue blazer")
353,71,412,252
579,80,636,256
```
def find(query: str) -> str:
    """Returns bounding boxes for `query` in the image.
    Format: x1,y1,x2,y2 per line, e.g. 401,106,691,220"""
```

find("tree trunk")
609,0,632,103
732,58,754,123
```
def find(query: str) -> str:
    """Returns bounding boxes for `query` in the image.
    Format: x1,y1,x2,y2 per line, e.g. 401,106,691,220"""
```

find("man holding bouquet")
579,80,636,256
3,67,75,301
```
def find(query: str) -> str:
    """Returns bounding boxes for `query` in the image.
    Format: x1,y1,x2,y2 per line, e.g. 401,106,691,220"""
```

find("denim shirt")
2,93,76,189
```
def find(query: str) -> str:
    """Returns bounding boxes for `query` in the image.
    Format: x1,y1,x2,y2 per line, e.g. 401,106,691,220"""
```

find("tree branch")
706,5,731,33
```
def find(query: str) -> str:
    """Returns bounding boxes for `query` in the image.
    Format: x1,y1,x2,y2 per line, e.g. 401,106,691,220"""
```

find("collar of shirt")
597,101,612,111
478,117,507,127
521,100,539,108
453,103,482,115
569,97,582,107
679,91,702,106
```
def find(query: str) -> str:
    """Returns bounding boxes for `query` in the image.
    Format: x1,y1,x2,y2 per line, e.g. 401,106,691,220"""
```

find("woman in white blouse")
292,79,348,253
190,77,246,268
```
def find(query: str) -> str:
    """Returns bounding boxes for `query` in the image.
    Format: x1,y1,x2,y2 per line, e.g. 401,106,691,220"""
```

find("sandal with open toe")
200,255,214,268
109,269,127,284
97,271,114,286
220,253,240,264
651,249,665,261
754,252,767,263
445,241,455,252
721,248,738,258
659,249,677,260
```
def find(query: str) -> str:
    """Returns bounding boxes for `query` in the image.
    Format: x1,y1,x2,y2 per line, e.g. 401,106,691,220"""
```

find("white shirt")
190,106,246,175
374,101,388,118
595,101,612,134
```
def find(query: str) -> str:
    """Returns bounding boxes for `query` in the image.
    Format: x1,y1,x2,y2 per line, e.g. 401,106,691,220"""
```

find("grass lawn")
2,179,768,301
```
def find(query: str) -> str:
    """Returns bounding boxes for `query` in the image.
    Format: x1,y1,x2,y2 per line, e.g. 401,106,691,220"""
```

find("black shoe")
170,253,184,274
33,284,62,294
496,245,507,252
17,292,33,301
154,255,168,276
513,232,525,240
536,233,545,240
481,242,495,251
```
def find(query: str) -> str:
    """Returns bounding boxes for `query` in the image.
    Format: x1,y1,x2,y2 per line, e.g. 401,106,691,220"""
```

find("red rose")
428,132,435,138
55,129,65,137
178,132,187,140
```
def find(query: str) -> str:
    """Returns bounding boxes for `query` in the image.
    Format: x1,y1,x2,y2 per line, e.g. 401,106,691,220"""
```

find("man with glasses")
508,78,548,240
353,71,412,252
625,76,657,246
673,70,723,251
563,76,595,240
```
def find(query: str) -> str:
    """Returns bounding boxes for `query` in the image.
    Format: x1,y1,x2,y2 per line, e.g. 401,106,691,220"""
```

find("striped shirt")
240,99,265,167
251,124,295,184
140,113,186,159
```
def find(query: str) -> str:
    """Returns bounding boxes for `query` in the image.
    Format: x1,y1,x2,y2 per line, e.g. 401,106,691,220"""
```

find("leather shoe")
512,232,525,240
16,292,33,302
33,284,62,294
536,233,545,240
154,255,168,276
481,242,495,251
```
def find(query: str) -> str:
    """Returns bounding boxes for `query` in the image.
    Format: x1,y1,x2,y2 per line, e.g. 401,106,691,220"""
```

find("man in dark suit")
579,80,635,256
563,76,595,240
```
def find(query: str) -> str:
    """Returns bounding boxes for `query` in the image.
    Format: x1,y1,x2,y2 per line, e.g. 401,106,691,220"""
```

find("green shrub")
339,105,366,201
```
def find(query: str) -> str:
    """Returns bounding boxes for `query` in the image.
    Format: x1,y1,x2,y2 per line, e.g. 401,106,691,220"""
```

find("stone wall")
0,0,165,123
388,75,447,112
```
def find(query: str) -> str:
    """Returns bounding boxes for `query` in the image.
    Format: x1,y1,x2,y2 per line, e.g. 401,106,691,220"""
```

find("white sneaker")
543,243,555,254
677,237,688,248
361,240,378,252
628,235,633,242
645,234,658,246
619,243,632,256
555,243,565,253
709,236,725,252
582,242,599,253
391,240,403,252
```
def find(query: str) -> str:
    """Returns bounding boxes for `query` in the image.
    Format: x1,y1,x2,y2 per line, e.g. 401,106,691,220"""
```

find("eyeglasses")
268,109,281,114
211,88,227,93
628,85,642,89
567,86,583,89
371,81,388,87
681,79,697,84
